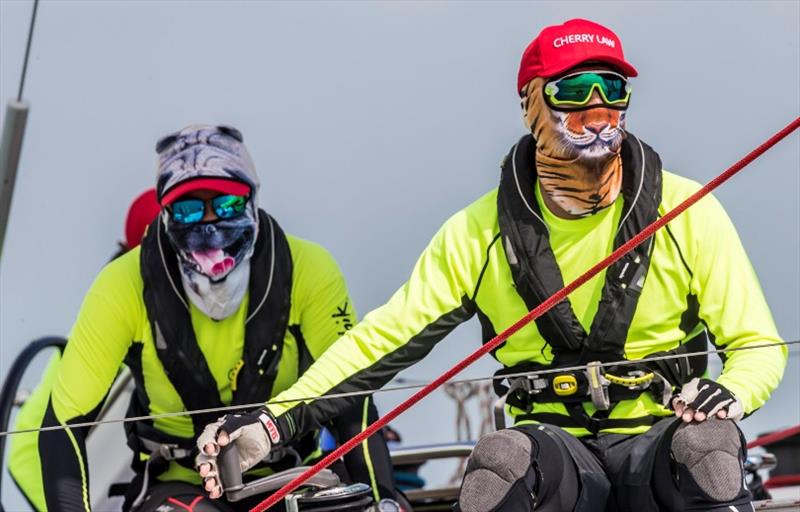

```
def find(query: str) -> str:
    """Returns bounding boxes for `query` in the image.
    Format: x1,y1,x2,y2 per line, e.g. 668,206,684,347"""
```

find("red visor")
124,188,160,249
517,18,638,92
160,178,251,206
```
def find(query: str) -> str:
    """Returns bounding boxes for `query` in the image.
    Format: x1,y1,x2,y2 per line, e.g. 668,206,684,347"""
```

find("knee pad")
671,419,745,502
458,430,536,512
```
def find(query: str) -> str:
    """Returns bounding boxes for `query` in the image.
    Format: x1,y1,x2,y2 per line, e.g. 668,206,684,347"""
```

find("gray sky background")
1,1,798,510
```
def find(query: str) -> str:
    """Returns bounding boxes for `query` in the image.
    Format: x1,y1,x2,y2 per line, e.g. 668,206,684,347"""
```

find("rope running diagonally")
0,339,797,438
0,118,795,506
251,116,800,511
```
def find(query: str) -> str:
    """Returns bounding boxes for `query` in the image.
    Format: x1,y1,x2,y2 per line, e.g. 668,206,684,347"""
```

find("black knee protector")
670,419,751,509
456,429,538,512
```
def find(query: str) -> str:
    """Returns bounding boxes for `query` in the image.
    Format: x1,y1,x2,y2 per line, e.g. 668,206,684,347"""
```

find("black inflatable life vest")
495,133,706,433
497,132,662,366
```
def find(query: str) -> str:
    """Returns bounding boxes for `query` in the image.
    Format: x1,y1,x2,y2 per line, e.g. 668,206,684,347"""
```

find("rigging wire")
1,339,797,437
16,0,40,102
0,3,40,509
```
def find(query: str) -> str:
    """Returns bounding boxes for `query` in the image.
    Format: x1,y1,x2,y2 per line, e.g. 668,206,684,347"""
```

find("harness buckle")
552,374,579,396
157,443,191,461
493,374,549,430
586,361,611,411
137,436,192,462
513,375,549,400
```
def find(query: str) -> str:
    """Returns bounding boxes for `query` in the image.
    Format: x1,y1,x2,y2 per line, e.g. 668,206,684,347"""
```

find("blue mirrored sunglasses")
170,195,248,225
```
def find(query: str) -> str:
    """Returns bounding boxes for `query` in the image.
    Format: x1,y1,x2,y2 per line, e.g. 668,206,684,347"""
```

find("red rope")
765,475,800,489
251,116,800,511
747,425,800,449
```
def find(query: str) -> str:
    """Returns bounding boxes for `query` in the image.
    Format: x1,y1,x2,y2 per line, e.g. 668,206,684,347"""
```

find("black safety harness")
494,133,707,434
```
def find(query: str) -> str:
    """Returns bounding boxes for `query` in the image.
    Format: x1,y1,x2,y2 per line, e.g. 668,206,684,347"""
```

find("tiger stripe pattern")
521,77,626,217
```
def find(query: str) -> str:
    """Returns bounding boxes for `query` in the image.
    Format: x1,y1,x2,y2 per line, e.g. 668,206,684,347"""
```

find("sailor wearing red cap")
194,21,785,512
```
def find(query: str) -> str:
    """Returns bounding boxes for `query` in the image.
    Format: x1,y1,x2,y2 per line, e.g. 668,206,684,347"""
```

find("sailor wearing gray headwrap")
27,123,400,510
156,124,260,320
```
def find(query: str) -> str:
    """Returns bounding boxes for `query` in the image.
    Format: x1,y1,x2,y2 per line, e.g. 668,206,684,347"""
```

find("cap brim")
542,56,638,79
161,178,251,206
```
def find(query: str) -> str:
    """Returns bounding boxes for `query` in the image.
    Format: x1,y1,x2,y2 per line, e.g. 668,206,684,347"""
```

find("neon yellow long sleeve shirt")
268,171,786,439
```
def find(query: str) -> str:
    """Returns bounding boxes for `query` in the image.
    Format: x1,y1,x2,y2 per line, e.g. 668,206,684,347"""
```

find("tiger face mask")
521,76,627,218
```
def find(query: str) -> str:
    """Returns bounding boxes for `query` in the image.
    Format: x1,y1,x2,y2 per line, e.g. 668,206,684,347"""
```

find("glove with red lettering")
195,407,284,499
671,378,744,423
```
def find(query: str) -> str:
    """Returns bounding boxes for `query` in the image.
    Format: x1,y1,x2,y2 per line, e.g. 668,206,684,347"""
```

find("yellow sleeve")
269,211,483,439
290,237,357,360
689,194,787,413
288,238,399,499
52,254,140,422
39,251,141,511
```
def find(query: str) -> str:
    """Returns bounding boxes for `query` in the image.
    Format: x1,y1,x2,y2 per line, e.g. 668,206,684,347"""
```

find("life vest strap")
495,362,669,409
515,411,663,435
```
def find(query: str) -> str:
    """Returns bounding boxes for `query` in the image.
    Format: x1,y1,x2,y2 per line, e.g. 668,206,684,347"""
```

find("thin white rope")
512,143,549,231
157,216,190,311
246,215,276,324
1,339,795,437
615,132,646,237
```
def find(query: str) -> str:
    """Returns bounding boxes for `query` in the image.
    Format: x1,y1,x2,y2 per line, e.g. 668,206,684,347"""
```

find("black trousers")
513,418,753,512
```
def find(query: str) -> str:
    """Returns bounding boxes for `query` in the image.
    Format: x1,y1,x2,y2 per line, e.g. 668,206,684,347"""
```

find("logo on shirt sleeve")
332,300,354,335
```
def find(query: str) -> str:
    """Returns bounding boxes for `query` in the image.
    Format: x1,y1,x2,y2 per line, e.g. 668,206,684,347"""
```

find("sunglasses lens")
171,199,205,224
552,74,595,102
599,74,628,101
549,73,629,105
212,195,248,219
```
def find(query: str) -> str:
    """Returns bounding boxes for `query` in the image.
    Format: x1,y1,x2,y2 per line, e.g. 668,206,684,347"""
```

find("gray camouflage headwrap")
156,124,260,205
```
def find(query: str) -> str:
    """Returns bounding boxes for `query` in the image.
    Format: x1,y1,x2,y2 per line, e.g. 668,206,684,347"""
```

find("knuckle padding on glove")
689,385,715,406
195,453,215,473
196,419,224,454
671,419,744,501
459,430,534,512
692,389,723,412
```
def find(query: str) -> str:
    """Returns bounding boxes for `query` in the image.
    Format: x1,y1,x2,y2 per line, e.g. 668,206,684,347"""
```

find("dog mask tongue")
191,248,235,277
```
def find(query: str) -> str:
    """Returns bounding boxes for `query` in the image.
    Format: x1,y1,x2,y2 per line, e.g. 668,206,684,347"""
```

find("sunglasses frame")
169,194,249,225
543,69,632,110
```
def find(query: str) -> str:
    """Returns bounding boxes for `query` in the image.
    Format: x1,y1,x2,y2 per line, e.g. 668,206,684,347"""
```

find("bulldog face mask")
156,124,260,320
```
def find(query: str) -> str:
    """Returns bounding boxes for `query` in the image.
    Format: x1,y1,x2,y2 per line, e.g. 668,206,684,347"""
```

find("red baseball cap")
159,178,251,207
124,188,161,250
517,18,638,92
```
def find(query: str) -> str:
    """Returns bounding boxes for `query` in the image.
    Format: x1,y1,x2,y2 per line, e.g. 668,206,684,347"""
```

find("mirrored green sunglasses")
544,70,632,109
170,194,248,224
